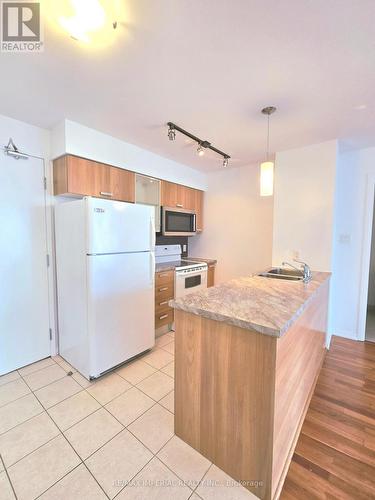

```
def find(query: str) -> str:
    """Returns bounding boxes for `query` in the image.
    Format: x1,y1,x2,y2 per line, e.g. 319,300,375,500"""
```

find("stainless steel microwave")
162,206,196,236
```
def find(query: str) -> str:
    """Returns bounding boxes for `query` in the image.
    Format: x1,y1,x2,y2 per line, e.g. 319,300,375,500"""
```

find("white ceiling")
0,0,374,172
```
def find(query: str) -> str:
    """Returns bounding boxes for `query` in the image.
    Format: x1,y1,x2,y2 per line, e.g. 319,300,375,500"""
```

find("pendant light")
260,106,276,196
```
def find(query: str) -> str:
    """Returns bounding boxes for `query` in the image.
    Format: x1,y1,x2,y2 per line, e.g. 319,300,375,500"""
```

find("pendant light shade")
260,106,276,197
260,161,274,197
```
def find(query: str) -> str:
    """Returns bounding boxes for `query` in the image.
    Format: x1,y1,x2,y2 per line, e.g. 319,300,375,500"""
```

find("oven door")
162,207,196,236
175,268,208,298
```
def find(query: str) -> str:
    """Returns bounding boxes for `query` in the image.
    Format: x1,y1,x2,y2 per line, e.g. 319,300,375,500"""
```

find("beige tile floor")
0,332,257,500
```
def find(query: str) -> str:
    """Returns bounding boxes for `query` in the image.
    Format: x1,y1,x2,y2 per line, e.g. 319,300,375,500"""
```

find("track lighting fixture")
167,122,230,168
168,124,176,141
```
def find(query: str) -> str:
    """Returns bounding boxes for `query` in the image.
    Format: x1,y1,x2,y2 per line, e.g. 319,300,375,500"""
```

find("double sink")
258,268,304,281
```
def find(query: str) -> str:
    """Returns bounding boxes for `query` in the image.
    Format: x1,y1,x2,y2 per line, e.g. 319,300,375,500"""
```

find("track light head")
223,156,229,168
197,144,205,156
168,124,176,141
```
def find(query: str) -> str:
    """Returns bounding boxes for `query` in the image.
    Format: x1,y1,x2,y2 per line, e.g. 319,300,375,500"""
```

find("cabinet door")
161,180,178,207
110,168,135,202
93,162,112,198
194,190,204,231
207,265,215,287
67,156,97,196
178,185,195,210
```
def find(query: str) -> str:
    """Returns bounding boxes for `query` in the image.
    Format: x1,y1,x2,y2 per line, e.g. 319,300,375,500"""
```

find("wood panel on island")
53,155,135,202
155,270,174,329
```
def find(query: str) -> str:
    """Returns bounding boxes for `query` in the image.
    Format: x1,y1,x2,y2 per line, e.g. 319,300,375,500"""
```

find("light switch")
339,233,351,244
183,244,187,252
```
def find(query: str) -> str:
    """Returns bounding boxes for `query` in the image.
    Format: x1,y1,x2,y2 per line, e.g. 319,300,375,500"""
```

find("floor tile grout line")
16,357,58,377
5,430,62,471
0,404,45,437
155,435,211,493
21,375,82,413
0,453,18,499
35,399,111,500
33,462,83,500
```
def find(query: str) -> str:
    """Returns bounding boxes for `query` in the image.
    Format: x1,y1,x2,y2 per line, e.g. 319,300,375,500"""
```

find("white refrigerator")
55,197,155,380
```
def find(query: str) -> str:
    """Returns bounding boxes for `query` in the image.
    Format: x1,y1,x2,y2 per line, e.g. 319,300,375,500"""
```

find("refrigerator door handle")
150,251,155,285
150,215,156,248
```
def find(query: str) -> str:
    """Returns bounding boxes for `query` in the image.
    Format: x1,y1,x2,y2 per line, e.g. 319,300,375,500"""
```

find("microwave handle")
193,213,197,232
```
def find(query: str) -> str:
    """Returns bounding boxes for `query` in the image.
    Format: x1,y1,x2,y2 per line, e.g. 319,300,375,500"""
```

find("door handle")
150,252,155,285
100,191,113,197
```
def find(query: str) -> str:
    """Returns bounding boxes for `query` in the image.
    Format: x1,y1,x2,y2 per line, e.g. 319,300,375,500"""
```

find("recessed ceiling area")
0,0,374,171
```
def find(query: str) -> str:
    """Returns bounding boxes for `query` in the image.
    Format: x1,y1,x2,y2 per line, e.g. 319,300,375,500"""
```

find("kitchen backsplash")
155,235,188,257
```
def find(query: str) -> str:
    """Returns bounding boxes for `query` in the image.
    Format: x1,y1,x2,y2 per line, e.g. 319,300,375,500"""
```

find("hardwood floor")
281,335,375,500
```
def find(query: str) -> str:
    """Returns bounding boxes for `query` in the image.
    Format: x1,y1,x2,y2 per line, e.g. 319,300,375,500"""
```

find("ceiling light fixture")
260,106,276,197
167,122,230,168
59,0,117,43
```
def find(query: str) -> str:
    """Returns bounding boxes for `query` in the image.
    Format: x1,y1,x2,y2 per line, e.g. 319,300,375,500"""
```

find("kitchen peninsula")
171,271,330,500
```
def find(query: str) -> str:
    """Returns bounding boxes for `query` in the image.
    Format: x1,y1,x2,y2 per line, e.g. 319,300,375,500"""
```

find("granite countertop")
170,271,331,337
155,261,181,273
188,257,217,266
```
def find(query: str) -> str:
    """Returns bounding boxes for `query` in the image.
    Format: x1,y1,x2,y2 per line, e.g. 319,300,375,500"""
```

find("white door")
86,198,155,255
0,153,51,375
87,252,155,377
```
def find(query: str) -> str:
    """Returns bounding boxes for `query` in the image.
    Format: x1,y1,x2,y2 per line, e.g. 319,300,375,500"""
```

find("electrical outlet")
292,250,300,260
183,244,187,252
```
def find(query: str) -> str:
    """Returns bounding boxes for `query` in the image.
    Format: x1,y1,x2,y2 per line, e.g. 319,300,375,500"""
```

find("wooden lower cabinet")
207,264,215,287
53,155,135,203
155,270,174,329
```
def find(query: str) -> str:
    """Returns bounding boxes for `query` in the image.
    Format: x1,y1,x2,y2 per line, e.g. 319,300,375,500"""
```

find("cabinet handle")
100,191,113,197
159,287,168,292
159,314,168,320
158,273,169,278
159,301,169,306
176,203,183,208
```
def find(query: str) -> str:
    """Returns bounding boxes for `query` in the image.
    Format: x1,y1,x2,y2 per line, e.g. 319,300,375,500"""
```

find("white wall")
51,120,208,190
368,201,375,307
189,163,273,283
272,140,338,270
330,146,375,340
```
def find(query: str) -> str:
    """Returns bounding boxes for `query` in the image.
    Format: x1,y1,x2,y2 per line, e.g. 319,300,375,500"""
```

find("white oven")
175,264,208,298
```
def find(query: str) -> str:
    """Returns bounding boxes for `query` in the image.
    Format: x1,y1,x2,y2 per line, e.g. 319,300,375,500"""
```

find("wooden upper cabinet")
161,180,178,207
53,155,135,203
194,190,204,231
109,167,135,203
161,181,195,210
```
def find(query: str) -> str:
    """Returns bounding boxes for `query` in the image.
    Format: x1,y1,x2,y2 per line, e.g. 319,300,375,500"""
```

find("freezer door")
87,252,155,378
86,198,155,254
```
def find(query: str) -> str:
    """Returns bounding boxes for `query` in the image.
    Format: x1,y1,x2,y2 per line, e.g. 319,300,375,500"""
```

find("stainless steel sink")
258,268,304,281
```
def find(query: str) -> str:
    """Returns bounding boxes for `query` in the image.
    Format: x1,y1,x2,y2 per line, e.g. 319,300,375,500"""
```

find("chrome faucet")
282,259,312,283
